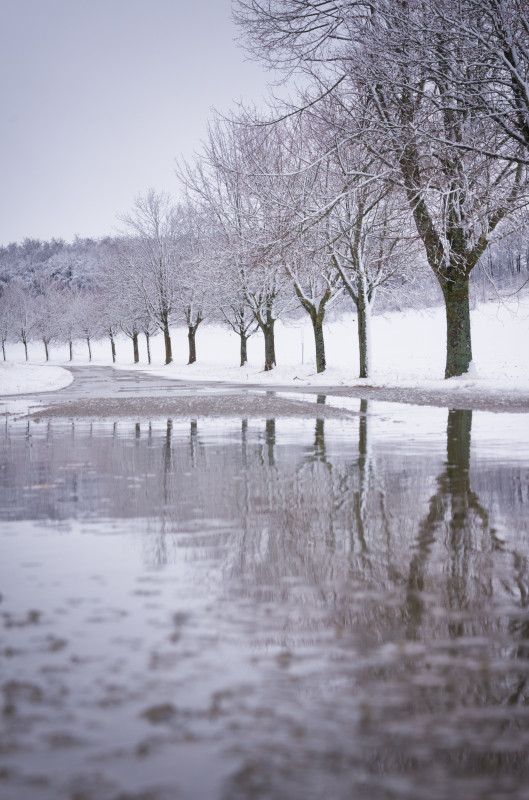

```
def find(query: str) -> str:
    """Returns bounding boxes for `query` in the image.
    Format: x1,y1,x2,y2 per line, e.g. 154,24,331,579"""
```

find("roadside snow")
1,297,528,401
0,362,73,396
113,300,529,400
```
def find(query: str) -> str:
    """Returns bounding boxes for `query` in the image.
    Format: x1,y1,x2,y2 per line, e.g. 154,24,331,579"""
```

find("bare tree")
233,115,345,373
0,289,14,360
318,118,418,377
32,280,64,361
2,281,35,361
174,204,211,365
56,286,81,362
432,0,529,164
234,0,529,378
139,311,158,365
179,118,296,371
117,190,181,365
93,292,121,363
75,289,103,362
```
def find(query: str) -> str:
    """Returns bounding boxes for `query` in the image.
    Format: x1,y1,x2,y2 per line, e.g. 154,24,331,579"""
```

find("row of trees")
2,0,529,378
229,0,529,377
112,0,529,379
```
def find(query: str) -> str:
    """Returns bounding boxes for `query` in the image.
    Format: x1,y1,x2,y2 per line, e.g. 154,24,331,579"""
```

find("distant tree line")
2,0,529,377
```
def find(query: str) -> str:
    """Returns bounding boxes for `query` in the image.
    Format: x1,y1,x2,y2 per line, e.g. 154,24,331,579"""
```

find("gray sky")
0,0,273,245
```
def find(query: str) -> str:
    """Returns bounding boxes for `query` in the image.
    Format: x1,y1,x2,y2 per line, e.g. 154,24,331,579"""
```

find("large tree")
234,0,528,377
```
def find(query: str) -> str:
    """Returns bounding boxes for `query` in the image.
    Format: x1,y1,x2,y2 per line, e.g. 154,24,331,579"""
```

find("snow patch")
0,362,73,396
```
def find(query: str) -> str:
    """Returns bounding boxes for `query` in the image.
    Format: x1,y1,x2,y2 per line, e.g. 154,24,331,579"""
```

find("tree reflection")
405,410,491,634
4,410,529,799
262,418,276,468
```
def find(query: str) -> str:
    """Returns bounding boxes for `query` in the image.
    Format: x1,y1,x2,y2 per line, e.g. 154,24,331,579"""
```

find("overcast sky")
0,0,275,246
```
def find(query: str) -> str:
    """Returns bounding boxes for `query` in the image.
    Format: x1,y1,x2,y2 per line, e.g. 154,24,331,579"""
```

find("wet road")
1,366,355,421
3,363,529,414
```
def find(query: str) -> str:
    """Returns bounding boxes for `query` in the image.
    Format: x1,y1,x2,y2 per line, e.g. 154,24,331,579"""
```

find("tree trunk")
43,340,49,362
311,315,326,373
69,340,73,362
356,280,371,379
132,332,139,364
145,332,151,365
23,338,28,362
188,325,198,364
86,337,92,362
1,341,5,361
163,323,172,365
357,303,370,379
240,332,248,367
109,332,116,364
263,321,276,371
440,274,472,378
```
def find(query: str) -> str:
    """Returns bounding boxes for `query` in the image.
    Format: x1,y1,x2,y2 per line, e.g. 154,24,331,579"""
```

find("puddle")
1,407,529,799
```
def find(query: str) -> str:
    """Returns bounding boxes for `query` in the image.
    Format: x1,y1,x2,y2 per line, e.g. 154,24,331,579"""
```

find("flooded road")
1,384,529,799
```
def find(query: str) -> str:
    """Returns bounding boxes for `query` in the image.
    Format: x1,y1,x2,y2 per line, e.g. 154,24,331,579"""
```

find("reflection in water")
1,406,529,799
406,409,493,632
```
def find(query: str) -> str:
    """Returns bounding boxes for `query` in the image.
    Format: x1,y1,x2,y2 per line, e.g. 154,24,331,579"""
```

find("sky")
0,0,276,246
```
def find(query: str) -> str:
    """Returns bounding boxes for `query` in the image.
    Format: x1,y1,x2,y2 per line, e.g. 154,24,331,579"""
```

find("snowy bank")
111,299,529,400
0,362,73,396
2,298,529,407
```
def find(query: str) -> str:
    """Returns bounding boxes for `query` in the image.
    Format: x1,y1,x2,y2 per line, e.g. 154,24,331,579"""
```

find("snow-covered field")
1,298,529,398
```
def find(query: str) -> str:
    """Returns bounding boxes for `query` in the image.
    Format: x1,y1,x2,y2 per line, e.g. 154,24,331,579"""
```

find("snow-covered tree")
117,190,181,365
0,290,14,360
234,0,529,378
76,290,104,361
179,118,296,371
31,280,64,361
2,281,35,361
174,204,211,365
432,0,529,165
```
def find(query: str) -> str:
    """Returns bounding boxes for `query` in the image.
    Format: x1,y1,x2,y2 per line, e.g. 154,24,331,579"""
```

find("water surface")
1,402,529,799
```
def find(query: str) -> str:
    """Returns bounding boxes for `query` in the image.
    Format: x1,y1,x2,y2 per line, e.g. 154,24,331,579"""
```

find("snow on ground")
0,361,73,396
1,297,529,398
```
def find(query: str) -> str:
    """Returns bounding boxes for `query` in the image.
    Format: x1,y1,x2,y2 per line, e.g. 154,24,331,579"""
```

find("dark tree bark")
292,283,332,374
313,318,326,374
263,321,276,371
1,341,6,360
43,340,49,362
187,324,199,364
337,275,372,379
398,109,518,378
109,332,116,364
163,321,172,365
23,337,28,361
145,332,151,365
252,297,277,371
440,274,472,379
240,332,248,366
159,304,173,365
86,337,92,362
132,332,139,364
356,286,370,380
69,340,73,362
